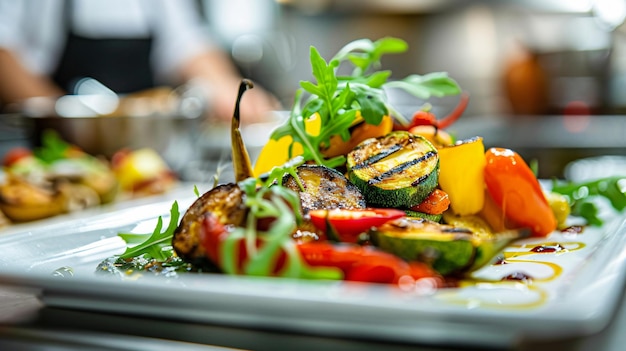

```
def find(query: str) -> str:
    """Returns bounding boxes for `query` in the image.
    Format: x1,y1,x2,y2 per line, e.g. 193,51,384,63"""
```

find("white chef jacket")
0,0,215,84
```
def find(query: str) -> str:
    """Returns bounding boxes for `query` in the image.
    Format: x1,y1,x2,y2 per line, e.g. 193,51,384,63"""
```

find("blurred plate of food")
0,131,181,230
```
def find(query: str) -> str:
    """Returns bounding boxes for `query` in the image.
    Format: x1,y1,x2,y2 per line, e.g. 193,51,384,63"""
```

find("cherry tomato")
308,208,405,243
409,110,438,128
484,148,557,237
2,147,33,167
394,93,469,131
201,213,292,275
200,213,229,265
394,110,436,131
409,189,450,215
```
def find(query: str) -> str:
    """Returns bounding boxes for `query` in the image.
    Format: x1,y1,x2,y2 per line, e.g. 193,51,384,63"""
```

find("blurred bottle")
502,43,550,115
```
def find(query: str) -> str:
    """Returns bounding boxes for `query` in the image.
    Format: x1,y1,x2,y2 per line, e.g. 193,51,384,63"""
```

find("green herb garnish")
221,157,342,280
193,185,200,197
552,176,626,225
271,37,461,168
117,201,180,261
34,130,72,163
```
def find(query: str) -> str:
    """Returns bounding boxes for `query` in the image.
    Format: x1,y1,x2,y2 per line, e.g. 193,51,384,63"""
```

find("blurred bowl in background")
15,85,208,173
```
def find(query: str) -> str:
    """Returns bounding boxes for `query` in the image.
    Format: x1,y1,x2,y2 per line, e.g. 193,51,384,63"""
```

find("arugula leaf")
34,130,72,164
193,185,200,197
332,37,408,75
118,201,180,261
303,46,338,101
551,176,626,225
337,70,392,89
384,73,462,99
269,37,462,168
221,157,342,280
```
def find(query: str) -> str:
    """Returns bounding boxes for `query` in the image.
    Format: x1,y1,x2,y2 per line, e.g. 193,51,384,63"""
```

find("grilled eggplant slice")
172,183,248,268
347,131,439,208
282,164,366,214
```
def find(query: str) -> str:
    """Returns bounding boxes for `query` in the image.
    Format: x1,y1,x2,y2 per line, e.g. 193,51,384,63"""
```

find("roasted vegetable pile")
104,38,626,290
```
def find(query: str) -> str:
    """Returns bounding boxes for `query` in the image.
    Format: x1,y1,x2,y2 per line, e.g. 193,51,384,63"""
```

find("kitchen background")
2,0,626,179
206,0,625,115
204,0,626,179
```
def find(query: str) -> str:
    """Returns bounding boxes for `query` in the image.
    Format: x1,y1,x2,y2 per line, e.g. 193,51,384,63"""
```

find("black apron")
51,0,155,94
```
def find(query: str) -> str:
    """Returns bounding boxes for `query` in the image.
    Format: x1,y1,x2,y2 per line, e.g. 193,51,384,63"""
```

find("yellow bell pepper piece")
113,148,171,192
437,137,486,216
253,136,305,177
544,190,571,229
253,114,319,177
253,113,393,177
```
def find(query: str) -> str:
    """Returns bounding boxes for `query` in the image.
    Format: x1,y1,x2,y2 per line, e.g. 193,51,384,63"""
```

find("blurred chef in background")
0,0,280,122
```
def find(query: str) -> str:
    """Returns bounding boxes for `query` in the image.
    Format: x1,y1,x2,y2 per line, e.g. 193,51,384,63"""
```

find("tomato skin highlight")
410,189,450,215
200,213,229,264
297,241,442,285
483,148,557,237
394,93,469,131
200,214,441,285
308,208,406,243
409,111,438,129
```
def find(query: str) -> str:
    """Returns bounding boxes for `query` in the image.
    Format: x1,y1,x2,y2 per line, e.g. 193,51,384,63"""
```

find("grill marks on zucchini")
351,143,402,171
347,131,439,208
366,150,437,186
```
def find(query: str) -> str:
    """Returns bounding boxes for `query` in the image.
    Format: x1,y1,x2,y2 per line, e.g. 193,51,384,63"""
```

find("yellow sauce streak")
501,259,564,283
434,241,585,310
436,281,549,310
503,241,585,259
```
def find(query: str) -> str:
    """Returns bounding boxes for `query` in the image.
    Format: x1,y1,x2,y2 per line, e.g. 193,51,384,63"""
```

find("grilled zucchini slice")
370,217,475,275
403,210,443,223
347,131,439,208
370,217,530,275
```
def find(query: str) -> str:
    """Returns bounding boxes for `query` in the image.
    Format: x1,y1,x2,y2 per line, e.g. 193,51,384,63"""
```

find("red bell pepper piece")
297,241,443,286
396,92,469,131
484,148,557,237
201,213,290,275
200,213,230,265
409,110,438,129
409,189,450,215
200,212,442,286
308,208,405,243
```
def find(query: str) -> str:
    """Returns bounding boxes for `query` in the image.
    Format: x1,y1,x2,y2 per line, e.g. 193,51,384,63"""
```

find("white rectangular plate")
0,193,625,349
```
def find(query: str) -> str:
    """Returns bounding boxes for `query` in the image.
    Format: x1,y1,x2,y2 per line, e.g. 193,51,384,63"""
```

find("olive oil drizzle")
435,240,585,310
437,281,550,310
